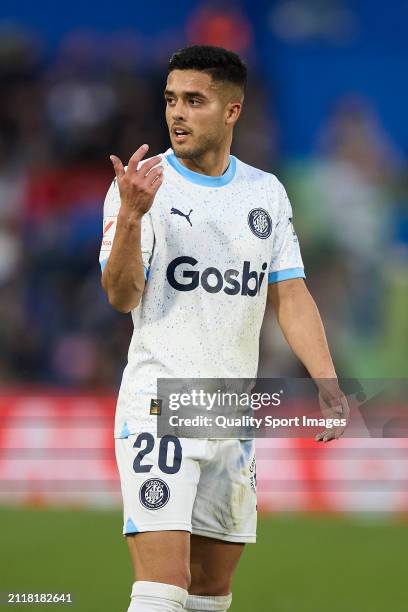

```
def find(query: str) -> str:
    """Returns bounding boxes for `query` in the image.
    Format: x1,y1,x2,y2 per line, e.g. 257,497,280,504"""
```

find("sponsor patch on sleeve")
101,216,117,251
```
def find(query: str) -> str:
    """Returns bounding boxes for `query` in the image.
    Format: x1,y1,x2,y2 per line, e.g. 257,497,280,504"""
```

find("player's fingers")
139,155,163,176
127,144,149,173
332,396,349,416
325,429,342,442
146,166,163,185
110,155,125,179
316,430,334,443
150,173,164,194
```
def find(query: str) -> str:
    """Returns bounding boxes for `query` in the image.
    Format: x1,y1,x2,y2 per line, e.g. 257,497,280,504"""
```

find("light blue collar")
166,151,236,187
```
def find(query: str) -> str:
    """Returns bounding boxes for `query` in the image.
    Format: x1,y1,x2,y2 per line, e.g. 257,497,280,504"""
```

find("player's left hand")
315,384,350,443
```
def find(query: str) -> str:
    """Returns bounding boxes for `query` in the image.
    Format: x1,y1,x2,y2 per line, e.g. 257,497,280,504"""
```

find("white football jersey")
99,149,305,438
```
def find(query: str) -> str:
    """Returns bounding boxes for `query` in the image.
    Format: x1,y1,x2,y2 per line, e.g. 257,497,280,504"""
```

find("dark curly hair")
168,45,247,93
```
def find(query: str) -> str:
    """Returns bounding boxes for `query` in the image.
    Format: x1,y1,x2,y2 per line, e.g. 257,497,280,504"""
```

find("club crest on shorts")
248,208,272,239
139,478,170,510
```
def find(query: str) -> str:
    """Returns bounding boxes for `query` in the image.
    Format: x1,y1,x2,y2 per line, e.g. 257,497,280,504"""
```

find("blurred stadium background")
0,1,407,610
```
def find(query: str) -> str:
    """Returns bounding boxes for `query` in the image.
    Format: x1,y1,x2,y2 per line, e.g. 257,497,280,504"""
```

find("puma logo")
170,207,193,227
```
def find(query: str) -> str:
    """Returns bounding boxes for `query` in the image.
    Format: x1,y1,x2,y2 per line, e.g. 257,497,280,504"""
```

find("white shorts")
115,433,257,543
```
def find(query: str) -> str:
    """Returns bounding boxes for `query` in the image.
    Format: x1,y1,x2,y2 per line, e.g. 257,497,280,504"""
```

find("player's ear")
225,101,242,125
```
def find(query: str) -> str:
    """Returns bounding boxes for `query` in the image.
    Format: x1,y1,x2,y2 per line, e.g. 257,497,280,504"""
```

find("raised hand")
110,144,163,217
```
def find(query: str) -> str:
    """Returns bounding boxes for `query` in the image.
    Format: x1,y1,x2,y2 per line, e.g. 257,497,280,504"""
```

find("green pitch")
0,507,407,611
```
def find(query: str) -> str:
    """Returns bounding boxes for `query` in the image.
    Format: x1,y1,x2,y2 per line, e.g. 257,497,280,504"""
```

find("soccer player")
100,46,349,612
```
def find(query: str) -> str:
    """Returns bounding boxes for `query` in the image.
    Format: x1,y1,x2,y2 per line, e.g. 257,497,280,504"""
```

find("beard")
171,132,221,160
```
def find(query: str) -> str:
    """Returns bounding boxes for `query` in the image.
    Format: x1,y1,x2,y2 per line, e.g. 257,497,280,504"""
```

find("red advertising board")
1,392,407,512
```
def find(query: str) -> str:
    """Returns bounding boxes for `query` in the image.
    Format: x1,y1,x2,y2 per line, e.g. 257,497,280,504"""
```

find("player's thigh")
115,433,201,587
192,439,257,544
190,535,245,596
127,530,191,589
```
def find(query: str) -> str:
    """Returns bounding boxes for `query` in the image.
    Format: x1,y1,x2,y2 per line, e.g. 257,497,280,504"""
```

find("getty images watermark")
166,389,346,431
156,378,408,439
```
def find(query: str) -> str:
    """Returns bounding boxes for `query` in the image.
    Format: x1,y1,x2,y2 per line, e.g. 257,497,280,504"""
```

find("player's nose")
171,99,186,121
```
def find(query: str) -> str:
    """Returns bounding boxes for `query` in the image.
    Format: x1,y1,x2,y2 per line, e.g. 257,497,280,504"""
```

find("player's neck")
178,146,231,177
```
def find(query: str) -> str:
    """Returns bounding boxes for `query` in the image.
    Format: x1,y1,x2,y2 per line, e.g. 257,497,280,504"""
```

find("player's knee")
161,563,191,591
172,565,191,592
189,571,231,596
127,533,191,590
140,565,191,591
163,556,191,590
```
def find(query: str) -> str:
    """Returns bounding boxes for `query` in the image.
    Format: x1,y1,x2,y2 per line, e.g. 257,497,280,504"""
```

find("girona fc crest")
248,208,272,239
139,478,170,510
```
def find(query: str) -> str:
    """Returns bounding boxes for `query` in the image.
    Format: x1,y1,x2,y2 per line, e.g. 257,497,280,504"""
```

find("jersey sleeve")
268,180,306,284
99,179,155,280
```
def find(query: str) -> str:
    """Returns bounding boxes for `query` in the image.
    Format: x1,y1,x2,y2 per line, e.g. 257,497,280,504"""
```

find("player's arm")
268,278,336,379
267,279,349,441
101,144,162,313
267,177,348,441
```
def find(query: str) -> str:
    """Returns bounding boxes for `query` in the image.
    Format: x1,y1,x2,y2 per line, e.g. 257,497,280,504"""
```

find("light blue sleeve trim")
100,258,108,271
268,267,306,284
143,266,149,281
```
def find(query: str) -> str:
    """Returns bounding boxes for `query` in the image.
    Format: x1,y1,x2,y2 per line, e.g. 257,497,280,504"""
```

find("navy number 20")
132,433,182,475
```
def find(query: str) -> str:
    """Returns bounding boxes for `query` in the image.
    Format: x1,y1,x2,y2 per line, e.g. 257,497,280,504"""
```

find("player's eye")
190,98,201,106
165,97,175,105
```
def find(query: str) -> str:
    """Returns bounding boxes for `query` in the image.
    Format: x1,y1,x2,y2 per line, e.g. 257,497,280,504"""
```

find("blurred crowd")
0,24,407,388
261,95,408,379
